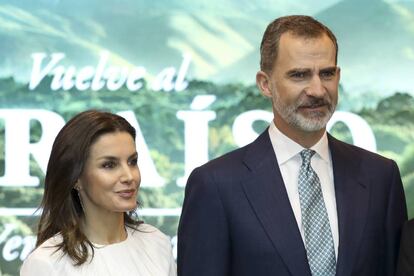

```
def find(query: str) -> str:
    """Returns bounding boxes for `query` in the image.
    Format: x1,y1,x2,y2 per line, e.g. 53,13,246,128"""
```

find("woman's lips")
117,189,136,198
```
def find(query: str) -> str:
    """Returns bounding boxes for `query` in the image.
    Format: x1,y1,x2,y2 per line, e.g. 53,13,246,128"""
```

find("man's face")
259,32,340,136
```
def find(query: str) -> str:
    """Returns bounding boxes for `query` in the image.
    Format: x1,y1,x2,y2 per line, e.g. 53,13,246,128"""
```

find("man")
178,15,407,276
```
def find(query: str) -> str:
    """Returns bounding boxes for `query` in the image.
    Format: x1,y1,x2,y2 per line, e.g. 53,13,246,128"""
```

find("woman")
21,110,176,275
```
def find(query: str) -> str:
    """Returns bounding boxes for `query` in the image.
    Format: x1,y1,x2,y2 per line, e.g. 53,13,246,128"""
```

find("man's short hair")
260,15,338,73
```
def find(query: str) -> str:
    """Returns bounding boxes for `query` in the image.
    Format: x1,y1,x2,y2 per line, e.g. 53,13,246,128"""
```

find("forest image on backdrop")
0,77,413,275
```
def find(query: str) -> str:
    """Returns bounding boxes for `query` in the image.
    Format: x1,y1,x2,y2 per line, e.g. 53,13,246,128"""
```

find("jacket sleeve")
177,166,230,276
396,219,414,276
384,160,408,276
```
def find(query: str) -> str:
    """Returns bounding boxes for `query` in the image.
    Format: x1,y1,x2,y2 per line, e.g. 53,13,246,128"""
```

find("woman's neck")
81,210,127,245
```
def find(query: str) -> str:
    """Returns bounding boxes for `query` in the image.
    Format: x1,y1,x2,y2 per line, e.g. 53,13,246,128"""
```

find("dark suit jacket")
396,219,414,275
178,130,407,276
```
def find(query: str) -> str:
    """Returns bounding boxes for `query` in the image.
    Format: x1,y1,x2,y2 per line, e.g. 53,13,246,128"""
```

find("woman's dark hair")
36,110,142,265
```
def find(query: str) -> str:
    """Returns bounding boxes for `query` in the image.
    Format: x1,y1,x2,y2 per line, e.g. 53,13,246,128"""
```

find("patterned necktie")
298,149,336,276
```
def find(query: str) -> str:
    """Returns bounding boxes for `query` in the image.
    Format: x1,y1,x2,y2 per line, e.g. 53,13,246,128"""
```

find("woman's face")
77,131,140,217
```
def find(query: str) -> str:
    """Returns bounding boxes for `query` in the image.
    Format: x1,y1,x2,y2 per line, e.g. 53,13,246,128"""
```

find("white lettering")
174,53,191,91
126,67,146,91
327,111,377,152
0,109,376,189
0,109,65,186
3,235,23,261
106,67,129,91
29,53,65,90
75,66,95,91
117,111,165,187
29,52,191,92
20,236,36,261
0,225,37,261
152,67,176,92
232,110,273,147
232,110,376,152
62,65,76,90
91,51,108,91
176,95,217,186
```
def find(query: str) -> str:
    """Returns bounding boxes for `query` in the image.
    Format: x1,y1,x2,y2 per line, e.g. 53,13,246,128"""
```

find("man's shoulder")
193,130,271,180
329,134,395,166
200,143,250,173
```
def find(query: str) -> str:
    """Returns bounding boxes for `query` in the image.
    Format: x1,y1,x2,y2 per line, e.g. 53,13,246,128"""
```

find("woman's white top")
20,224,176,276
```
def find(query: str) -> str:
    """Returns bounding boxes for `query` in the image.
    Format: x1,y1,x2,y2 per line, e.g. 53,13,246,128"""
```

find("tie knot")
300,149,316,165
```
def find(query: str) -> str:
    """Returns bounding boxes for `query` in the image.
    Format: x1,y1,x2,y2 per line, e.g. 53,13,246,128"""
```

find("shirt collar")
268,121,330,165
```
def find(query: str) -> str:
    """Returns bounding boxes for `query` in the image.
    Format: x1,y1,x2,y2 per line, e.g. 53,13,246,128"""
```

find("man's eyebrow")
285,68,311,76
319,66,338,72
285,67,338,76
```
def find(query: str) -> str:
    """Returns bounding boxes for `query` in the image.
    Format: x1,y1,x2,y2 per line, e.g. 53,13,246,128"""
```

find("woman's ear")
74,180,81,191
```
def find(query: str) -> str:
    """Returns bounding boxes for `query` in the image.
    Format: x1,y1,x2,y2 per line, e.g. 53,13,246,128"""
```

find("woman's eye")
102,161,116,169
129,158,138,166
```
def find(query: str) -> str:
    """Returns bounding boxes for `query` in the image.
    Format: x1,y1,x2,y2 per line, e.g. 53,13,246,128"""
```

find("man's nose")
306,75,326,98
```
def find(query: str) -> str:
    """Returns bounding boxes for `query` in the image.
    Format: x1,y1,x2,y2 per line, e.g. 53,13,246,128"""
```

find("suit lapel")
328,135,370,276
241,131,312,276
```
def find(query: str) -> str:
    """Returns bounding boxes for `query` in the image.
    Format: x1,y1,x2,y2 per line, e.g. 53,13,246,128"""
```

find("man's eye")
290,72,306,79
102,161,116,169
320,70,336,79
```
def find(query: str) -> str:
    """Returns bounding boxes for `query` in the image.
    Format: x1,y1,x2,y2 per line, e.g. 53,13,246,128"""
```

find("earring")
74,186,85,213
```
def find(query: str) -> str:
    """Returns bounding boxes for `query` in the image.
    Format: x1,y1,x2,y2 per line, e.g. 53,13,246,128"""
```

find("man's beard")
274,93,336,132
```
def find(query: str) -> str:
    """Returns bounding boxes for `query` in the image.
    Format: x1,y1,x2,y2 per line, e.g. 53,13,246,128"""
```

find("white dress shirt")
268,122,339,259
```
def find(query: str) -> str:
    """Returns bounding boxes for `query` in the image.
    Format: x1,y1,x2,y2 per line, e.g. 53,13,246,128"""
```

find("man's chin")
293,115,330,132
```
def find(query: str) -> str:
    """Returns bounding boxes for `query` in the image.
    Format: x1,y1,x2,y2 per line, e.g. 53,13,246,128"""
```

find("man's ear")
256,70,273,98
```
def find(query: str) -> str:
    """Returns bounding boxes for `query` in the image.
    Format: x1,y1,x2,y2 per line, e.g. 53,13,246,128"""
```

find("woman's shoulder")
127,223,172,249
27,234,64,259
125,223,175,274
133,223,167,234
20,234,65,275
129,223,170,240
